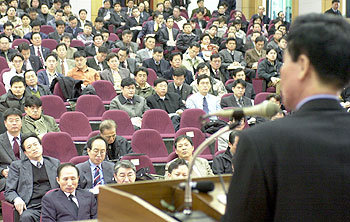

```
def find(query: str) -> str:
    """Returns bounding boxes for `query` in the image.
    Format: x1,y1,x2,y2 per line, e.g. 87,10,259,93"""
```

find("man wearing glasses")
76,135,115,192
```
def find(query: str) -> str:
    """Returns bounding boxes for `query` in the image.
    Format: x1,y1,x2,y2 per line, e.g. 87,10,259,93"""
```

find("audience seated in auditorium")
5,133,60,222
65,16,83,39
85,33,105,57
117,47,137,74
86,46,109,72
176,22,200,53
115,30,139,56
113,160,137,184
137,11,165,44
182,42,204,78
167,67,193,103
0,76,28,112
24,70,51,97
78,9,93,29
22,95,59,138
167,158,189,179
213,131,238,174
219,37,246,70
125,8,144,43
142,47,171,78
54,42,75,75
83,120,133,161
221,79,252,108
41,163,97,221
135,35,156,65
0,6,21,27
0,108,24,191
208,53,229,84
100,52,131,93
67,50,100,87
109,2,128,30
15,14,32,38
225,68,255,99
245,36,266,70
165,135,213,178
37,53,63,86
77,23,94,46
158,16,179,53
2,53,25,91
29,32,51,66
110,77,150,128
134,67,156,98
77,135,115,193
18,42,43,73
0,22,20,43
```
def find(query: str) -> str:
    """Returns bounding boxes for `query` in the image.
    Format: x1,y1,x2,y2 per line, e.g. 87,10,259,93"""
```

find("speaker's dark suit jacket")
76,160,115,189
146,92,185,114
4,156,60,204
41,188,97,221
222,98,350,222
0,132,25,191
142,58,170,78
220,94,252,108
86,57,109,71
167,82,193,101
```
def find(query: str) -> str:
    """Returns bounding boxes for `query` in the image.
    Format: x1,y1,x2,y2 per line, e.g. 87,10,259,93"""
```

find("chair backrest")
41,132,78,163
121,154,156,174
0,82,5,96
40,95,67,120
221,93,233,99
70,39,85,48
141,109,175,135
91,80,118,102
225,79,235,86
214,149,226,156
87,130,100,140
75,95,105,118
59,111,92,137
101,110,135,137
108,33,119,41
254,92,271,105
174,127,211,156
69,155,90,165
147,68,158,86
41,39,58,51
11,38,30,49
180,108,207,129
53,83,66,101
40,25,55,35
218,107,233,122
131,129,168,158
0,57,9,76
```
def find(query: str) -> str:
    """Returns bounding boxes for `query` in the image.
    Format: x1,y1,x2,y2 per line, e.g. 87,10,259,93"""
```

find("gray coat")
115,41,139,54
5,156,60,204
135,48,152,65
219,49,247,68
110,94,149,118
100,68,131,84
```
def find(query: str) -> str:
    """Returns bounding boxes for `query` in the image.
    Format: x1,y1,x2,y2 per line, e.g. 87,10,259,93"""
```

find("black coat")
257,58,283,82
222,99,350,222
146,92,185,114
86,57,108,71
212,148,233,174
142,58,171,78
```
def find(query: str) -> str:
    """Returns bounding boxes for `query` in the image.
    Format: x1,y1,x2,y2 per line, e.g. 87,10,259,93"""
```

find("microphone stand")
182,119,242,217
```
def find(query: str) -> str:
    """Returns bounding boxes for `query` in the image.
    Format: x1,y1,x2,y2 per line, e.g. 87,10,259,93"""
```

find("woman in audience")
164,135,213,178
200,33,219,61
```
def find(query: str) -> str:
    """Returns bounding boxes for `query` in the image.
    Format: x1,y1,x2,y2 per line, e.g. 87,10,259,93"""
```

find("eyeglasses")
91,149,106,155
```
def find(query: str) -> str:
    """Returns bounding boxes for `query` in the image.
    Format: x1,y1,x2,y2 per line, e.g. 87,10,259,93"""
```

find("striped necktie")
93,166,102,187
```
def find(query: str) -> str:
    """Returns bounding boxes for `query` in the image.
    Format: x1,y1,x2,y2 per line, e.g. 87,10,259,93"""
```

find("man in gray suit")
115,30,138,55
219,37,246,69
76,135,115,192
0,108,24,191
100,52,131,94
135,35,155,66
5,133,60,222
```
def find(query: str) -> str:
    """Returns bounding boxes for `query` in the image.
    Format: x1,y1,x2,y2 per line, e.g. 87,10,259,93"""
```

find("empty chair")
141,109,175,138
175,127,213,160
131,129,169,163
41,132,78,163
254,92,271,105
59,111,92,141
40,95,67,122
75,95,105,121
101,110,135,140
69,155,90,165
11,39,30,49
147,68,158,86
121,154,156,174
180,108,207,129
41,39,58,51
91,80,117,105
40,25,55,35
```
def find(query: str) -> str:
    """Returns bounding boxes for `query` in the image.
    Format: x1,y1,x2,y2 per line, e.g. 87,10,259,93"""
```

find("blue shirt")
186,92,221,120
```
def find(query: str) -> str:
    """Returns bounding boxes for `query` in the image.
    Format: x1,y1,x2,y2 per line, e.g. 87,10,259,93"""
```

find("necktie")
203,97,209,114
176,86,181,95
61,60,65,75
238,98,243,107
31,87,37,93
13,137,20,159
37,47,44,66
155,23,159,32
215,69,219,78
68,194,79,215
93,166,102,187
23,61,27,70
36,162,42,168
122,62,126,68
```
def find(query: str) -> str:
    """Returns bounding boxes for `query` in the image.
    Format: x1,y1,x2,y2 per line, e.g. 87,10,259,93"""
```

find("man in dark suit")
86,46,109,71
117,47,137,74
220,79,252,108
83,119,133,161
29,32,51,66
18,42,43,73
65,16,83,39
222,14,350,222
164,52,194,85
84,34,105,57
176,22,200,53
5,134,60,222
37,53,63,87
158,17,180,53
225,68,255,99
219,37,246,69
137,11,165,43
325,0,342,15
125,7,144,42
24,70,52,98
114,30,139,55
0,22,21,43
41,163,97,221
142,47,171,78
167,67,193,103
48,20,71,43
76,135,115,192
0,108,24,191
0,36,18,62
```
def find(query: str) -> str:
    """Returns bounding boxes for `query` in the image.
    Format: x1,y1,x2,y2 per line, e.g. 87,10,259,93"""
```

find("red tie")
13,137,20,159
37,47,44,66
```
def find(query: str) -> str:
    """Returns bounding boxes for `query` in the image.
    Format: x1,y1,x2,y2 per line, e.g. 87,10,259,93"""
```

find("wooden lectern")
98,175,232,221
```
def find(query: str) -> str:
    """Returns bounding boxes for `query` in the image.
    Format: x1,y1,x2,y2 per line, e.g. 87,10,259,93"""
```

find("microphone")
178,181,214,193
203,101,280,119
